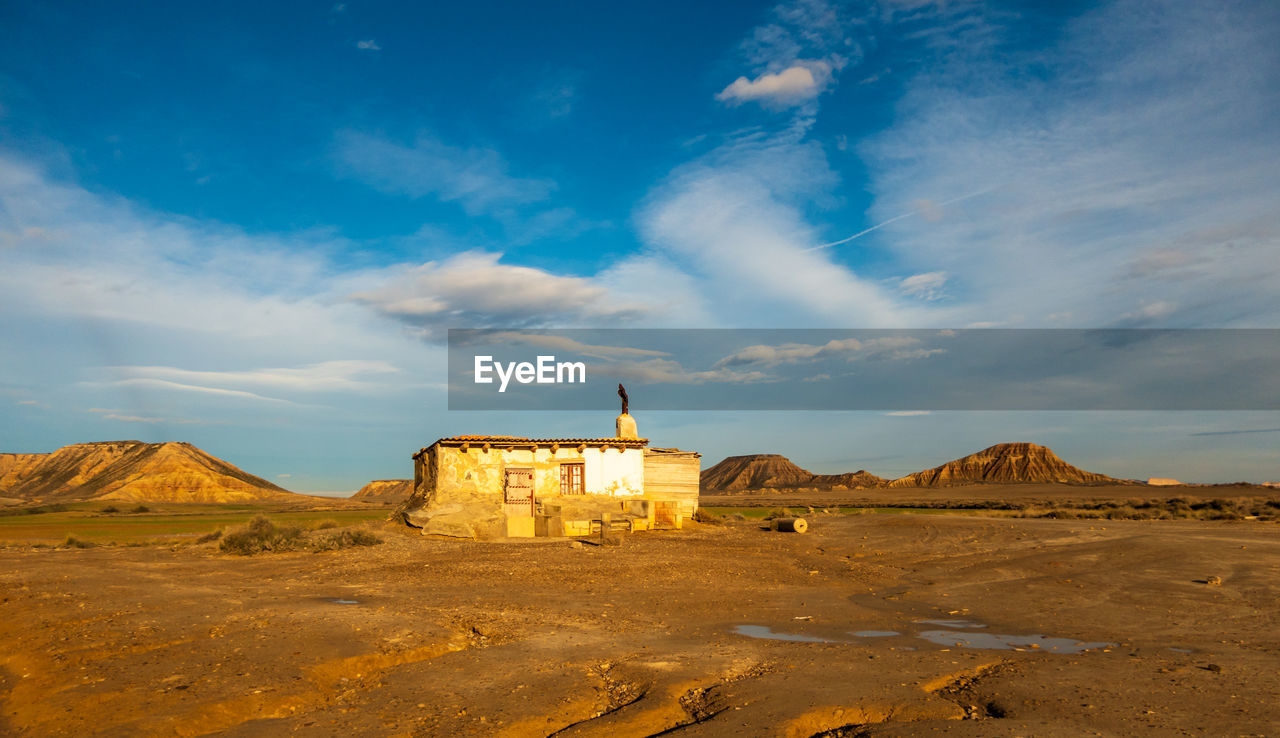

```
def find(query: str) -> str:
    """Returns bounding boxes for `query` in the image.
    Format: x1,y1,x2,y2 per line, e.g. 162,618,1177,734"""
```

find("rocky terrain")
351,479,413,502
701,454,887,491
2,514,1277,735
0,441,299,503
887,442,1122,487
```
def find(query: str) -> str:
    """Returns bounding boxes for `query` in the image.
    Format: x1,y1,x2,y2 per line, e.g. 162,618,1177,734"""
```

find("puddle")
916,630,1114,654
1168,647,1193,654
732,621,1113,654
732,625,841,643
915,619,986,629
326,598,361,605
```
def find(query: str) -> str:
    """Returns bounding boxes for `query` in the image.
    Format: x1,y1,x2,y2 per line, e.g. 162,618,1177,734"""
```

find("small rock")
1205,576,1222,586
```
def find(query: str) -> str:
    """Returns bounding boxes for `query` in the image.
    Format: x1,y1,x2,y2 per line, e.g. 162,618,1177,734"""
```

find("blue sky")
2,0,1278,492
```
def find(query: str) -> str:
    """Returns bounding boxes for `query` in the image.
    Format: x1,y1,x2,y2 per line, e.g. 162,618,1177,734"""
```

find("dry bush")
220,516,305,555
691,508,722,524
220,516,381,555
99,506,119,514
130,504,150,514
765,507,794,520
312,519,340,530
62,535,96,549
310,529,382,552
195,529,223,544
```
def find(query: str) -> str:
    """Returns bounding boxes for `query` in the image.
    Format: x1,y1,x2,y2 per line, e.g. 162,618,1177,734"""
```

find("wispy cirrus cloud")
713,336,942,368
334,130,555,216
102,361,401,394
355,39,380,51
638,130,941,327
87,408,208,425
857,0,1280,328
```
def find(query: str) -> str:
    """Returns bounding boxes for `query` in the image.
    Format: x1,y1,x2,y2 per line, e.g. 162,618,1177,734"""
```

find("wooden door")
503,468,534,517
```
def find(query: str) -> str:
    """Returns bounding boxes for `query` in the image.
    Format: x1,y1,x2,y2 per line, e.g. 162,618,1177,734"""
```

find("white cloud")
334,130,555,216
717,61,832,108
349,251,659,338
898,271,948,300
355,39,381,51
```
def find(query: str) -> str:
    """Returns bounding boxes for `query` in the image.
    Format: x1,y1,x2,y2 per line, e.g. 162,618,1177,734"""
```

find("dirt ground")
1,513,1278,736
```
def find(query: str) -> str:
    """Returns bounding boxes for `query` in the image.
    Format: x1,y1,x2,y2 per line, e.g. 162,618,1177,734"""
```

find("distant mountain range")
0,441,299,503
701,442,1127,491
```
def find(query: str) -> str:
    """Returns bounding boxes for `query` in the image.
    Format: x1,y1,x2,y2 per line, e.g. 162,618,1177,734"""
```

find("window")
560,462,585,495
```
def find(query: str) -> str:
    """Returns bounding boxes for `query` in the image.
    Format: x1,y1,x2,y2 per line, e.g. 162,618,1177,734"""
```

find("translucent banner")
447,329,1280,411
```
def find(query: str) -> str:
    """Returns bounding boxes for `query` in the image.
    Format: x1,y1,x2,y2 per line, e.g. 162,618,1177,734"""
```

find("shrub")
100,506,119,514
62,535,96,549
691,508,722,524
130,504,151,514
195,529,223,544
0,503,69,517
312,519,340,530
310,529,383,552
765,507,794,520
220,516,304,555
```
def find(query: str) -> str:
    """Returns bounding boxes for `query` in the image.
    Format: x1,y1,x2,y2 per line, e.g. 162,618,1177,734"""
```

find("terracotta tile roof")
415,435,649,457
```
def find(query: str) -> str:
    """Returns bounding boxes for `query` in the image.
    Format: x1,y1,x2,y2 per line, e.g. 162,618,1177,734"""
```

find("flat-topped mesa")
352,479,413,500
889,442,1121,487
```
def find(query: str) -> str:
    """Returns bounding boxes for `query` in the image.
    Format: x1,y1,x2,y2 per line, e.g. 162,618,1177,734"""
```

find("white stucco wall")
583,447,644,496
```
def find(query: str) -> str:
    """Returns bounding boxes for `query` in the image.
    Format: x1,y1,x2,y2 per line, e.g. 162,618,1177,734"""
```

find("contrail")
806,188,992,252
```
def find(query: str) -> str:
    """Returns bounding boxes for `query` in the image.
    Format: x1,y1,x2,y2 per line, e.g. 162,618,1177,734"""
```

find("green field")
0,502,390,545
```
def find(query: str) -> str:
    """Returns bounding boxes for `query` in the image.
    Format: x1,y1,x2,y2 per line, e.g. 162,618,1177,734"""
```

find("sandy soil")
702,482,1280,509
1,514,1278,736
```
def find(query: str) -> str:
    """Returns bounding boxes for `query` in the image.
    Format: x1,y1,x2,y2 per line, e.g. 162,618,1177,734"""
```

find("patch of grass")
195,529,223,544
0,506,388,545
312,518,340,530
62,534,97,549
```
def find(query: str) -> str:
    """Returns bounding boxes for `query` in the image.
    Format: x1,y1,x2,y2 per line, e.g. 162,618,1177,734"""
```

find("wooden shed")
643,447,701,516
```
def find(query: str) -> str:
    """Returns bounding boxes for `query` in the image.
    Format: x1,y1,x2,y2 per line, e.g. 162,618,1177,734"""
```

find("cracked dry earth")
2,515,1279,736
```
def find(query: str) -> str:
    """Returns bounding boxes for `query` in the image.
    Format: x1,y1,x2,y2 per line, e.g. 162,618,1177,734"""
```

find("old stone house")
399,412,699,539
